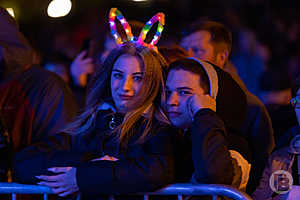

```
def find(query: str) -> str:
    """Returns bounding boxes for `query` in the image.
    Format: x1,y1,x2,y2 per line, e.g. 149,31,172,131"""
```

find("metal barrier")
0,182,253,200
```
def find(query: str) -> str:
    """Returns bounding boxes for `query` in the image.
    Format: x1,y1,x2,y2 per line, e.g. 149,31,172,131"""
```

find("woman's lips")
119,94,133,100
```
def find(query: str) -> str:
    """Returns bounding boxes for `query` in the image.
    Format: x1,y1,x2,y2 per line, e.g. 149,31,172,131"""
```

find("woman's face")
111,54,144,113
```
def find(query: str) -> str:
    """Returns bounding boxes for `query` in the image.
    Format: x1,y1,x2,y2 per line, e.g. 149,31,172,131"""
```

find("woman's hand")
36,167,79,197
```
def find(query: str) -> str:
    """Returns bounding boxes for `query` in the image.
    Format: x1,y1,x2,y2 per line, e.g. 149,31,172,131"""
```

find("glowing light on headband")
109,8,133,45
137,12,165,48
108,8,165,50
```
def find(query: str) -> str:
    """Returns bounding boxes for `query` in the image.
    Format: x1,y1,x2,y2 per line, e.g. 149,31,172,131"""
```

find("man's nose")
167,92,179,106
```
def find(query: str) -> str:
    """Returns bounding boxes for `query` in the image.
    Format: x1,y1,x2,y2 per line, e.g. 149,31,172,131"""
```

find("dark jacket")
13,109,176,197
227,65,275,193
0,7,78,181
0,66,78,151
175,108,234,185
174,59,247,188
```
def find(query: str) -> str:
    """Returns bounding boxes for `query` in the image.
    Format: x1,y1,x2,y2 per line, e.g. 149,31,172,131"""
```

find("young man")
166,57,249,189
180,20,274,193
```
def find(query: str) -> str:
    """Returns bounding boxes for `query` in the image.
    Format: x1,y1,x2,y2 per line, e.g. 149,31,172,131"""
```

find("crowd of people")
1,4,300,200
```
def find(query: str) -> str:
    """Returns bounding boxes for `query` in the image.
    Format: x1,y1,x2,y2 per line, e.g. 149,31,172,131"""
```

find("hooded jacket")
173,58,248,188
0,7,33,78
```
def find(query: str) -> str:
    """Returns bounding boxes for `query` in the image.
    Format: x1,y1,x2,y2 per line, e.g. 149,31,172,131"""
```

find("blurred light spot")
47,0,72,18
6,8,15,18
132,0,148,2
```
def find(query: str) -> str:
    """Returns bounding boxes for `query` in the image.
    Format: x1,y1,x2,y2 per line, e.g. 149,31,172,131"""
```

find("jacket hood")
189,57,247,132
0,7,33,79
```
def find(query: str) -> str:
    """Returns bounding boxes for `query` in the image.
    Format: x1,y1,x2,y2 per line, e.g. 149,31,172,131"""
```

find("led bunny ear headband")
109,8,165,49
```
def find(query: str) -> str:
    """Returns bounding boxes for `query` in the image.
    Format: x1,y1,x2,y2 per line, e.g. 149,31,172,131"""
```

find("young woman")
13,42,176,198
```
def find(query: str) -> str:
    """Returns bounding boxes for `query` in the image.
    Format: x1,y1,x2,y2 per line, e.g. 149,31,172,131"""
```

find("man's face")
166,69,205,129
181,30,217,64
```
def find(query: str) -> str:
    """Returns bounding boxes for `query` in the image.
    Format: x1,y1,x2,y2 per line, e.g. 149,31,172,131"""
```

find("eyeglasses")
290,96,300,108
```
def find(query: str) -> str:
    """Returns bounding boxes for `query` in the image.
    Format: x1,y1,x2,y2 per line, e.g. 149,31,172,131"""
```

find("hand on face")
36,167,79,197
186,94,216,119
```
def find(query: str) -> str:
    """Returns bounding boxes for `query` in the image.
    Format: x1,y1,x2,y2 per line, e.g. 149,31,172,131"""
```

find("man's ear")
216,50,229,68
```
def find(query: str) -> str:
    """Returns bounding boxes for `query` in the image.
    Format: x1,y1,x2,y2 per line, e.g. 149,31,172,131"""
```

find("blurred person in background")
43,53,71,84
0,7,77,182
158,45,189,65
231,28,265,97
69,38,95,109
259,68,298,147
180,19,274,194
252,75,300,200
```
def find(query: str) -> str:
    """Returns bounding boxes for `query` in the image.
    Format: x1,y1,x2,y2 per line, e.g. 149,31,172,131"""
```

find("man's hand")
187,94,216,119
36,167,79,197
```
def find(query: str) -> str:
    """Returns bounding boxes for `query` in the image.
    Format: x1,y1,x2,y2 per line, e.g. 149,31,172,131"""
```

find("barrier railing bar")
178,195,183,200
144,194,149,200
0,183,252,200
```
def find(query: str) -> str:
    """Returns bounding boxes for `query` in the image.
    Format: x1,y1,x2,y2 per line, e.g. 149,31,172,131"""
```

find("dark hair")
181,20,232,55
292,76,300,97
158,45,189,65
167,58,210,94
259,68,292,92
167,58,247,133
63,42,168,146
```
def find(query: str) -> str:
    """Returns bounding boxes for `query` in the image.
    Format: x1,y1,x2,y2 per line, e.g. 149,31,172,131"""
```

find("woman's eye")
133,76,143,81
113,73,123,79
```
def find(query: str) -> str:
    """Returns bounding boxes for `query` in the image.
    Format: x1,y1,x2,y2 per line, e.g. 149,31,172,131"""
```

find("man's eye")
192,47,204,55
179,90,192,95
133,76,143,81
113,73,123,79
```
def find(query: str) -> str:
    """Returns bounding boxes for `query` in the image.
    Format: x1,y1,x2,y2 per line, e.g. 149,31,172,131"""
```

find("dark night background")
0,0,300,90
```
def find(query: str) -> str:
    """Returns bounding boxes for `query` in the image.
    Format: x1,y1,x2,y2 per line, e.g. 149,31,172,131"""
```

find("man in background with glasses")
253,76,300,199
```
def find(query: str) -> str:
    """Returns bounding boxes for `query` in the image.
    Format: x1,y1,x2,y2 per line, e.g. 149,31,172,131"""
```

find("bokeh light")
6,8,15,18
47,0,72,18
